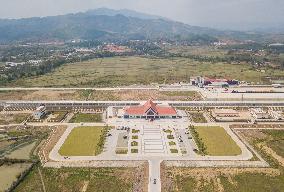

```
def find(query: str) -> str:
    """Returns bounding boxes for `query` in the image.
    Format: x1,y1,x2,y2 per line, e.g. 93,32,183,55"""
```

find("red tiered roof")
125,99,177,116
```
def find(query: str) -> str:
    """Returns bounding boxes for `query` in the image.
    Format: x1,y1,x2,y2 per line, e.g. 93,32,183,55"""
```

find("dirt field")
0,89,202,101
39,126,67,162
89,90,202,101
0,90,82,100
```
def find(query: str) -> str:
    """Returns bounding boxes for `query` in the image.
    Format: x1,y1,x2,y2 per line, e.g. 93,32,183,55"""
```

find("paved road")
148,159,162,192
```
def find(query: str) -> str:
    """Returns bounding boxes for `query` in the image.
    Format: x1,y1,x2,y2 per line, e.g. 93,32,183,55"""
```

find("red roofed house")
123,99,179,120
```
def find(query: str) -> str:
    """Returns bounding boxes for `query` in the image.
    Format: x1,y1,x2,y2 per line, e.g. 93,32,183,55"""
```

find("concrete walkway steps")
142,126,166,154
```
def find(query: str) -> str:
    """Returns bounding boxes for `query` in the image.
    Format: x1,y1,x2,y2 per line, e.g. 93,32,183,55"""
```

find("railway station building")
123,99,179,119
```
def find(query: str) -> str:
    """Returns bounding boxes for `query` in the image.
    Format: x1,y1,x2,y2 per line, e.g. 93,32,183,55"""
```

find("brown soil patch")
236,130,268,143
22,90,80,100
39,126,67,162
90,90,202,101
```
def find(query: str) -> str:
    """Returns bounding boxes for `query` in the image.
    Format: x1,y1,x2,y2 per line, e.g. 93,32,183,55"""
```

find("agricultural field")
59,126,107,156
0,163,32,192
0,126,51,158
9,56,284,87
15,164,148,192
193,126,241,156
5,142,36,159
0,113,29,124
69,113,103,123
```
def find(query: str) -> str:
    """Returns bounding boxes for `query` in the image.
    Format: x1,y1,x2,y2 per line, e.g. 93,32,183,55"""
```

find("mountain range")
0,8,265,43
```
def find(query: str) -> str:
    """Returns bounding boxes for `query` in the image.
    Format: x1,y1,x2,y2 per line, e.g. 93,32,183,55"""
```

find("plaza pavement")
44,120,269,192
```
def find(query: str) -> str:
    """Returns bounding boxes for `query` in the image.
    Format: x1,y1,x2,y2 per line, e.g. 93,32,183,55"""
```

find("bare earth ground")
0,90,81,100
0,90,202,101
89,90,202,101
39,126,67,162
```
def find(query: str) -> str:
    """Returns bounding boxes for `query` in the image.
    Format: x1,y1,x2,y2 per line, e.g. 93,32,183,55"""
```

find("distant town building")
33,105,47,120
103,44,130,53
27,60,42,65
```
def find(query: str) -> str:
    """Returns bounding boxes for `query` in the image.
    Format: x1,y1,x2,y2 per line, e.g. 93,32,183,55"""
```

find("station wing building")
123,99,179,119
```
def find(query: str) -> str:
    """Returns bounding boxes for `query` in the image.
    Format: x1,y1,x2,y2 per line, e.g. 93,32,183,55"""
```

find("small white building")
250,108,270,119
33,106,47,119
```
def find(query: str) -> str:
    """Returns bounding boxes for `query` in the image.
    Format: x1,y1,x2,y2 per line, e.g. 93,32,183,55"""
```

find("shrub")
190,126,207,155
115,149,128,154
132,129,140,133
167,135,174,139
169,141,176,146
131,149,138,153
131,141,138,146
170,149,178,153
132,135,138,139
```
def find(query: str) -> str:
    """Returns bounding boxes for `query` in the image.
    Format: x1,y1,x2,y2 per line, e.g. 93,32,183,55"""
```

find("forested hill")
0,8,260,43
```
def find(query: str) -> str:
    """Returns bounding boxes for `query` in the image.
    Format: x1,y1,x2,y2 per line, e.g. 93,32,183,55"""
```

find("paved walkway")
148,159,162,192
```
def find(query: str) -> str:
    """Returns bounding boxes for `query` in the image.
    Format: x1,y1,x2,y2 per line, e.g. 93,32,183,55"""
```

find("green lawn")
194,126,241,156
59,126,106,156
69,113,102,123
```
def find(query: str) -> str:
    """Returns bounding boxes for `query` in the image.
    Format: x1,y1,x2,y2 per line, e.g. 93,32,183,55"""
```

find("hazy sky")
0,0,283,30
